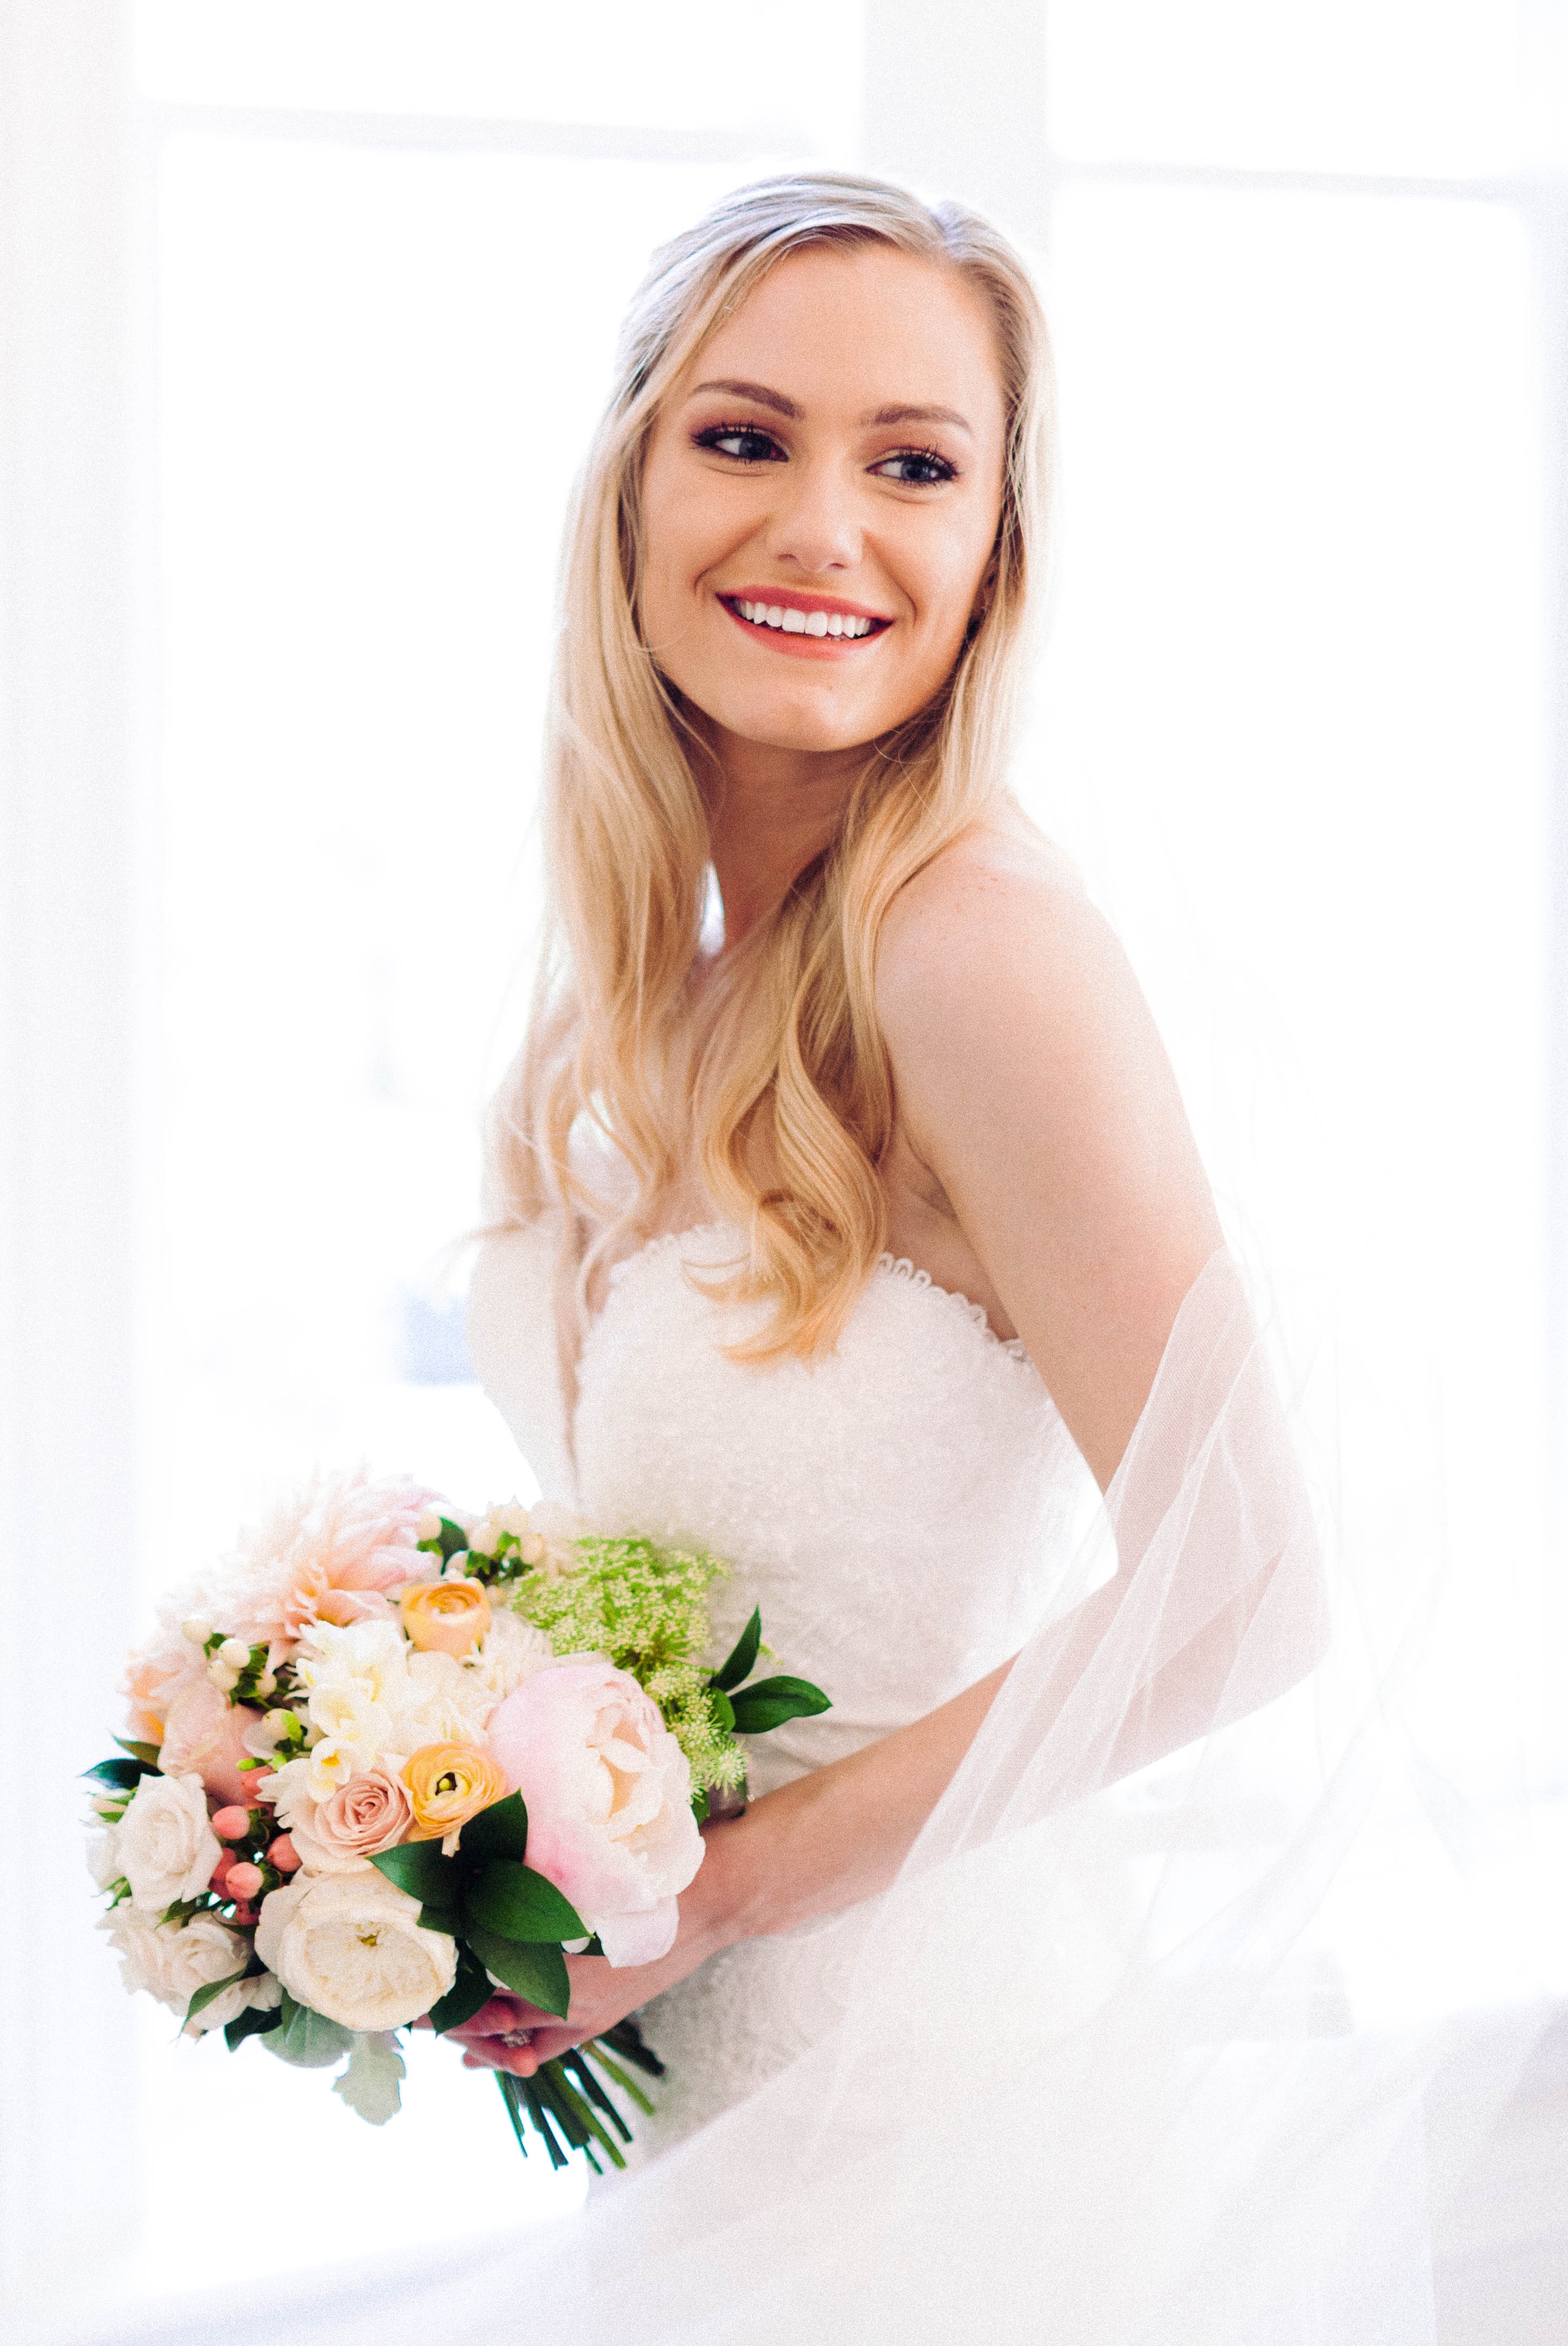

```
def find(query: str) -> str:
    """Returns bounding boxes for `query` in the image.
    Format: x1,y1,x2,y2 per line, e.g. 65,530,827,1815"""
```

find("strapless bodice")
466,1214,1105,2146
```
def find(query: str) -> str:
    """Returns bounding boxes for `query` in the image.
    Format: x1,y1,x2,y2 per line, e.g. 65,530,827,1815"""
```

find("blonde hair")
488,171,1056,1360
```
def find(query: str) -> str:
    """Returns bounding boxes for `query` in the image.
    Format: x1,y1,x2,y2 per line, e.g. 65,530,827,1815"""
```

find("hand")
425,1849,741,2076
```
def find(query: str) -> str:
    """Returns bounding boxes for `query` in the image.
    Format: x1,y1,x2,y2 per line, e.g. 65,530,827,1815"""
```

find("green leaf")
436,1516,469,1562
427,1948,494,2034
463,1861,585,1944
710,1606,763,1693
708,1688,736,1734
224,2003,283,2051
115,1738,163,1766
332,2032,406,2125
369,1839,462,1907
415,1905,459,1937
464,1925,571,2018
263,1988,354,2069
457,1790,529,1866
184,1966,250,2025
728,1675,832,1735
84,1757,156,1791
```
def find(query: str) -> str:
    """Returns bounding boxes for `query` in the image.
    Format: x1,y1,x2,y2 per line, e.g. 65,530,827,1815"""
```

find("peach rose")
402,1742,507,1852
158,1680,263,1806
292,1768,415,1874
400,1578,491,1657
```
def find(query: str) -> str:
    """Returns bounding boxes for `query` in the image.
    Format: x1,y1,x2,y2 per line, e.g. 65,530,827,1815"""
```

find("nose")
763,456,862,577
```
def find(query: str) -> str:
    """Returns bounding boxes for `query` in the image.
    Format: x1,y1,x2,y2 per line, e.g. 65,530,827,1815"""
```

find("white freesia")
99,1907,271,2029
256,1873,456,2031
116,1773,222,1913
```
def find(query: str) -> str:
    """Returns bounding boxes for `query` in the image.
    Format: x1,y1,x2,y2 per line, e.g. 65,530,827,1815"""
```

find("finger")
462,2043,537,2076
516,2024,589,2063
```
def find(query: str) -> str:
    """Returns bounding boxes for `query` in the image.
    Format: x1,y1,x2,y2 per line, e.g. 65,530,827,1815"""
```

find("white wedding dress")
467,1214,1107,2151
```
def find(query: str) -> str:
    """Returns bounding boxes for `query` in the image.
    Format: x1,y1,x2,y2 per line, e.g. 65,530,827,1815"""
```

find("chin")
721,690,877,757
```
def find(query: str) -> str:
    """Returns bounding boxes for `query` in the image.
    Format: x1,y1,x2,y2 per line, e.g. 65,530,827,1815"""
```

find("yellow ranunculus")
403,1741,508,1848
400,1577,492,1657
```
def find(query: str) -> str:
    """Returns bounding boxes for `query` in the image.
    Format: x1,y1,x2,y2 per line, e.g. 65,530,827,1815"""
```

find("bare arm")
457,835,1226,2072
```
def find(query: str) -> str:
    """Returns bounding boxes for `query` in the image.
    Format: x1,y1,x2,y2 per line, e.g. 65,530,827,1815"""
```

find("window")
3,1,1562,2322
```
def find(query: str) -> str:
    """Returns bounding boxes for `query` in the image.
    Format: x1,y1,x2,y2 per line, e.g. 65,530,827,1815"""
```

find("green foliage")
728,1675,833,1734
507,1534,725,1676
224,2002,283,2051
464,1861,584,1944
457,1790,530,1865
710,1606,763,1692
427,1946,494,2034
463,1926,570,2016
264,1988,354,2069
332,2033,406,2125
184,1966,250,2026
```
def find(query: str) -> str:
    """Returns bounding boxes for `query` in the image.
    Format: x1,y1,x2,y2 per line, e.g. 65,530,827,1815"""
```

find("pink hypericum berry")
225,1862,265,1900
211,1806,251,1841
230,1902,258,1926
208,1849,234,1886
267,1835,301,1873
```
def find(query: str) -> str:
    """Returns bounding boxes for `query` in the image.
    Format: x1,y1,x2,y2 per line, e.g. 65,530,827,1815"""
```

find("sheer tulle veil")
114,1248,1559,2346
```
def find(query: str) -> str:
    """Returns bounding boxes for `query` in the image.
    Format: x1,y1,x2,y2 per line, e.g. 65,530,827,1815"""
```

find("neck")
694,718,866,946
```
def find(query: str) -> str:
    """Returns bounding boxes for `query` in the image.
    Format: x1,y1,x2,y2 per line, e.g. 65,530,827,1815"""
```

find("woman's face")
638,243,1008,764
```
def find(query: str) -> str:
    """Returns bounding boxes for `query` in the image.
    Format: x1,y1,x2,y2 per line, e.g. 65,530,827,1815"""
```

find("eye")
871,447,958,486
692,422,786,464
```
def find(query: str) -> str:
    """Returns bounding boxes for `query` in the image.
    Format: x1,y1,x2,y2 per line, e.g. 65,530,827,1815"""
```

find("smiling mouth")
719,593,890,642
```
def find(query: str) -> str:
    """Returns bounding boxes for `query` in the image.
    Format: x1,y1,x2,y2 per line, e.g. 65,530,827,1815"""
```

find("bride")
458,168,1227,2142
405,173,1456,2337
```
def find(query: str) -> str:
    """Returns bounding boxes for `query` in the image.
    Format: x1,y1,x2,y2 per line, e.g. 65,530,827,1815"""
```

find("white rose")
116,1773,222,1913
86,1827,124,1891
255,1872,457,2031
100,1907,259,2025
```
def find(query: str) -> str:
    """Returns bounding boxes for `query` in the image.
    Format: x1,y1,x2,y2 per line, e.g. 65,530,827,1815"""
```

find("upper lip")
719,585,893,624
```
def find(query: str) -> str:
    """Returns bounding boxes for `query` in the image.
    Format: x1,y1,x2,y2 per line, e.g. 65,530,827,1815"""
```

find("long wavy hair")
486,172,1057,1361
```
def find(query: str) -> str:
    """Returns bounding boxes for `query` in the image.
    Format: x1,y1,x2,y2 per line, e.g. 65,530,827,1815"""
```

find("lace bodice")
467,1215,1105,2145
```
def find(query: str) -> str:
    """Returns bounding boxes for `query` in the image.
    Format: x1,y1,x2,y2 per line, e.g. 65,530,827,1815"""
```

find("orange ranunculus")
403,1742,508,1848
400,1578,492,1657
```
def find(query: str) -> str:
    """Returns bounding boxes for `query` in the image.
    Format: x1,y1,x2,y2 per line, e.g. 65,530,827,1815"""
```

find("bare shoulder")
876,806,1133,1058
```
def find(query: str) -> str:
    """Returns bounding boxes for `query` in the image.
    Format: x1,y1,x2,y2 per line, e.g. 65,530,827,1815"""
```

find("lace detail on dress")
874,1251,1032,1363
604,1222,1031,1364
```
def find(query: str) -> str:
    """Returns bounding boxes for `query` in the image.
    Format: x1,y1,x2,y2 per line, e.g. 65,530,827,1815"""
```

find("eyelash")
691,422,958,486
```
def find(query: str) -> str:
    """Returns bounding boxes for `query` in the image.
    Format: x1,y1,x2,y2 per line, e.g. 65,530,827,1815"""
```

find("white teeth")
731,598,876,639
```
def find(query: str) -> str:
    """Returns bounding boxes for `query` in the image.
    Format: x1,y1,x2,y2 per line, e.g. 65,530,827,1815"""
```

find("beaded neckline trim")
605,1223,1032,1367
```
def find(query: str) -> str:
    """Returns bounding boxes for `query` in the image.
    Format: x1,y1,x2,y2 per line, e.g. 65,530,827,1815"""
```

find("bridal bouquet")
87,1472,829,2171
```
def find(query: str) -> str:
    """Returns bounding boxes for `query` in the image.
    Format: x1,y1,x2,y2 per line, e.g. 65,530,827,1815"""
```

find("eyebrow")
687,379,973,437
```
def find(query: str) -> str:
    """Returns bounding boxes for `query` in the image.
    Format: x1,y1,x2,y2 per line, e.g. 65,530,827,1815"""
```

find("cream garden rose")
255,1871,457,2031
115,1772,223,1913
99,1907,279,2032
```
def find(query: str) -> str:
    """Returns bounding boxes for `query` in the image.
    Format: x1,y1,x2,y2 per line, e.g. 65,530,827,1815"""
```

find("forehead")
680,242,1005,436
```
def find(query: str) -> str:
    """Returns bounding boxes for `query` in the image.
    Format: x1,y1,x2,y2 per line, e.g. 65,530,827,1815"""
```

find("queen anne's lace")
470,1218,1104,2158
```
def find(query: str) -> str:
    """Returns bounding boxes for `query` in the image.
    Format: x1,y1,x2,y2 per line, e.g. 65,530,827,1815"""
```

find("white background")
1,0,1564,2329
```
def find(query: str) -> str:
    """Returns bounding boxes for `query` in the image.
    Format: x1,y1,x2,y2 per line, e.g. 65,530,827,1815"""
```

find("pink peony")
221,1471,436,1653
158,1680,261,1806
122,1638,202,1749
485,1661,704,1968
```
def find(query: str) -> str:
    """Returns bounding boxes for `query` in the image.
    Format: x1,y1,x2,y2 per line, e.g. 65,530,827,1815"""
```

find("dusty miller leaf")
332,2031,407,2126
